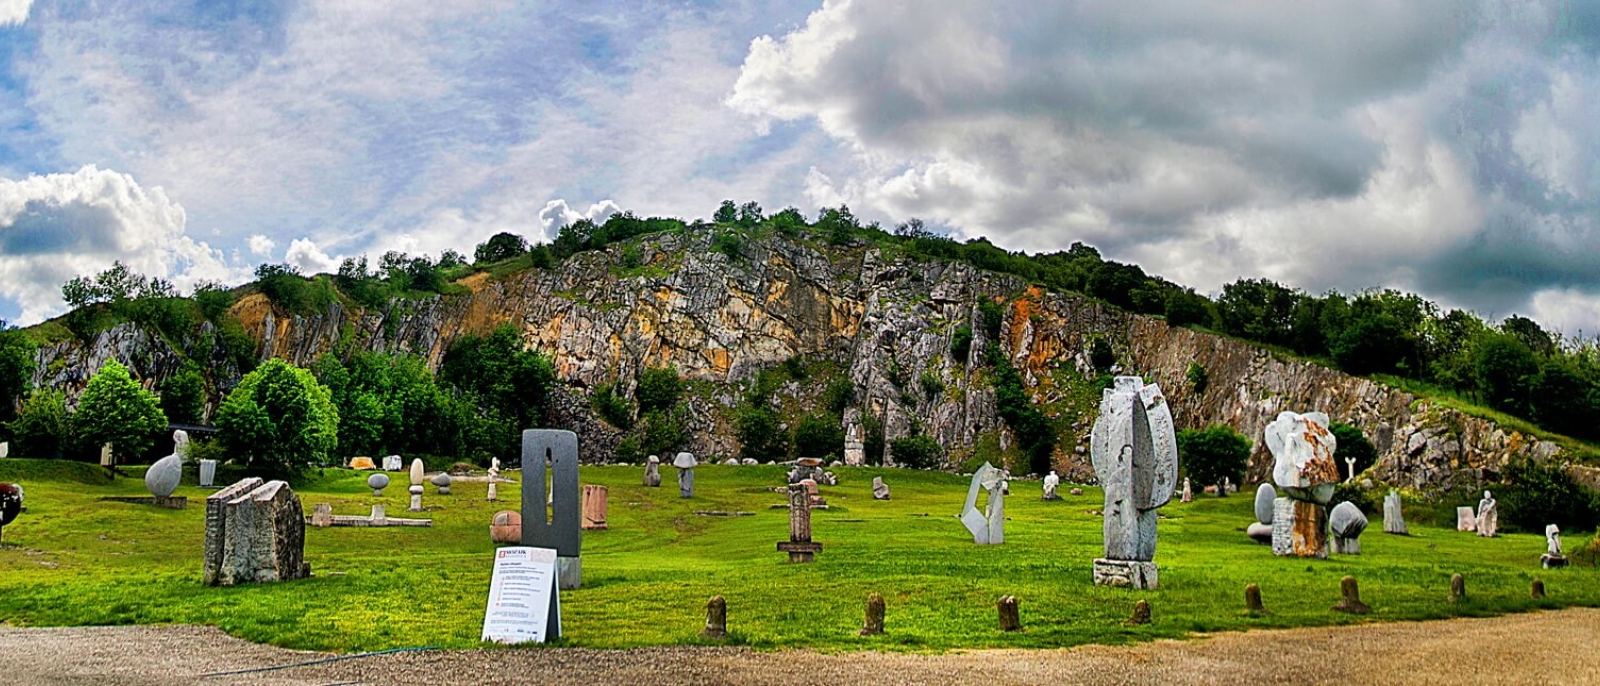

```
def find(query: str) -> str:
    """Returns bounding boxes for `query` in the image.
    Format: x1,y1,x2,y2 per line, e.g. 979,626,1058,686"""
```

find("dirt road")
3,608,1597,685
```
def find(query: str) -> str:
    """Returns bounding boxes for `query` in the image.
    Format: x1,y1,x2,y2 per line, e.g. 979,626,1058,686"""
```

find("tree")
73,360,167,462
793,413,844,460
636,366,683,414
158,362,207,424
713,200,738,224
771,207,807,236
734,405,788,461
6,389,70,459
192,281,236,323
1086,261,1148,311
0,325,37,423
736,201,764,228
1473,333,1538,415
216,359,338,476
1217,278,1301,347
475,232,529,264
1330,422,1378,480
1176,425,1251,492
889,434,942,469
1500,458,1600,533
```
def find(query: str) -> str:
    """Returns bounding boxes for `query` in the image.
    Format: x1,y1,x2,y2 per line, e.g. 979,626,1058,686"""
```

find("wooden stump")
1449,573,1466,604
701,596,727,639
1532,578,1546,599
859,592,885,636
1245,583,1266,615
997,595,1022,632
1125,599,1151,626
1332,575,1370,614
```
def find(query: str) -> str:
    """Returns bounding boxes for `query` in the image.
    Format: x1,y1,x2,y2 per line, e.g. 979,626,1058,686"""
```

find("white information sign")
482,546,561,643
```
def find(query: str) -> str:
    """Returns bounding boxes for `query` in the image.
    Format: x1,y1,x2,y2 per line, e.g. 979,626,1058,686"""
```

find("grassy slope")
0,459,1592,653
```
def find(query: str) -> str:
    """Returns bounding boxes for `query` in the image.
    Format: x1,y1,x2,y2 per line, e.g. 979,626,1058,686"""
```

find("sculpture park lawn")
0,458,1593,653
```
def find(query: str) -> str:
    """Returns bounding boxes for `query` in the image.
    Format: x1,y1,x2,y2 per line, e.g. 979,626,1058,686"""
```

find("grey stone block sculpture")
1090,376,1177,589
674,452,697,498
1265,411,1339,559
199,459,218,488
1329,501,1368,554
643,455,661,487
1383,490,1408,535
204,478,308,585
959,462,1006,545
522,429,583,589
367,473,389,496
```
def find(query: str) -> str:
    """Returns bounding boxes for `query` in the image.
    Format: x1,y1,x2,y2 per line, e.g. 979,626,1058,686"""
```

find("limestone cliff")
30,232,1569,492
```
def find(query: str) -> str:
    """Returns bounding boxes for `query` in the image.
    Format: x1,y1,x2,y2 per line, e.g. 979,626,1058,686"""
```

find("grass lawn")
0,458,1592,653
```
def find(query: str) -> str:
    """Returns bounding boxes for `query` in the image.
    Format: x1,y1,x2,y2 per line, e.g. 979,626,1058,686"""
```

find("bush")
821,377,854,416
793,413,844,460
591,383,634,430
636,366,683,414
215,359,339,477
949,325,973,365
1185,362,1208,395
1176,425,1251,492
1500,459,1600,533
1331,481,1379,515
1089,337,1116,372
889,434,942,469
919,370,945,401
781,355,807,380
73,360,167,462
159,362,207,424
734,405,789,461
7,389,71,459
1331,422,1378,481
636,406,689,457
712,232,744,260
979,300,1004,340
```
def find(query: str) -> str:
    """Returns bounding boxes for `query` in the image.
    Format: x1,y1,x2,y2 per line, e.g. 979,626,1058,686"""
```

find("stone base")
1042,494,1061,501
1331,536,1361,555
557,556,581,590
1093,559,1158,589
778,540,823,563
1542,554,1568,569
1246,522,1273,544
99,495,188,509
1271,498,1328,559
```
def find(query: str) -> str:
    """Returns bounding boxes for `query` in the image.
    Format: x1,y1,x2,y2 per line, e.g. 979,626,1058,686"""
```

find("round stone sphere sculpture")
367,473,390,496
144,453,183,498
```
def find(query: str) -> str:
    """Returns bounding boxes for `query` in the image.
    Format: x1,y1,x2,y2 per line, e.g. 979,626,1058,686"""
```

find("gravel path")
4,609,1598,685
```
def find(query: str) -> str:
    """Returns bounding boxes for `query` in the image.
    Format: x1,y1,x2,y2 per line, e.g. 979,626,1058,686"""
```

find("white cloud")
537,199,624,237
0,0,30,27
247,234,277,258
0,165,245,323
1526,288,1600,340
284,238,338,275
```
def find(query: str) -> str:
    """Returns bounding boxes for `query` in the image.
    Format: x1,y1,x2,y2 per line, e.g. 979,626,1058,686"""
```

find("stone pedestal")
311,503,333,527
997,595,1022,632
1331,536,1361,555
409,485,423,512
1542,554,1568,569
556,556,581,590
1093,558,1158,589
1271,497,1328,559
581,485,608,530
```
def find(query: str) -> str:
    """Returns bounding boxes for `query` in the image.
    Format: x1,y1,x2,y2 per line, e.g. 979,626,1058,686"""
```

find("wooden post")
1245,583,1265,615
997,595,1021,632
1332,575,1370,614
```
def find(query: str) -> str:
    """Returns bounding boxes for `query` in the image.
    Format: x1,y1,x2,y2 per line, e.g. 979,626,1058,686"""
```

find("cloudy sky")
1,1,1598,335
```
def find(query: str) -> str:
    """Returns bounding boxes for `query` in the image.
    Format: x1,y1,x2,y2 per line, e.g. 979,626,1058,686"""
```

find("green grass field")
0,459,1592,653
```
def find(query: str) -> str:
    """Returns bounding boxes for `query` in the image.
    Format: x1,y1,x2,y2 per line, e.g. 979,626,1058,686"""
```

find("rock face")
29,233,1568,493
204,478,308,586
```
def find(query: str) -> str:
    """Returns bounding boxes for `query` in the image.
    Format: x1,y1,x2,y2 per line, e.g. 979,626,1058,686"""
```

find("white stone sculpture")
673,452,697,498
1476,491,1498,537
487,457,501,501
960,462,1006,545
145,430,188,499
1547,524,1563,557
643,455,662,487
1383,490,1408,535
1329,501,1368,555
1265,411,1339,559
1042,471,1061,500
1457,506,1477,531
0,441,8,458
1090,376,1177,589
408,458,425,512
872,476,890,500
1181,477,1192,503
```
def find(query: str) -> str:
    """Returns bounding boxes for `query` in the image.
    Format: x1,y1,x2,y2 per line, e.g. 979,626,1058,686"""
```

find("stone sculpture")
777,482,822,562
1543,524,1567,569
0,441,8,458
367,473,389,496
1329,501,1368,554
1090,376,1177,589
860,592,885,636
199,459,218,488
1265,411,1339,559
872,476,890,500
1247,483,1276,544
408,459,425,512
1181,477,1192,503
959,462,1006,545
1475,491,1498,537
382,455,402,471
100,443,113,467
1383,490,1408,535
844,418,865,466
522,429,583,589
742,458,758,466
348,457,376,470
490,510,521,544
581,485,609,530
723,457,739,466
486,457,500,501
0,483,21,544
673,452,697,498
1456,507,1477,531
1042,471,1060,500
432,473,452,495
643,455,662,487
203,478,309,585
145,430,188,499
788,457,828,485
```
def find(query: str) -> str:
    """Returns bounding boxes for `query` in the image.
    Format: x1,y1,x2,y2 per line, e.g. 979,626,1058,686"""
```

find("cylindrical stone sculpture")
997,595,1021,632
1245,583,1265,615
860,592,886,636
1332,575,1370,614
701,596,727,638
1532,579,1546,599
1126,599,1151,626
1449,573,1466,604
777,483,822,563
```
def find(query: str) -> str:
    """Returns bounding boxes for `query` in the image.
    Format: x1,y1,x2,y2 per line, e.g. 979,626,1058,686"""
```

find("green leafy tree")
591,383,634,430
158,362,207,424
1500,458,1600,533
0,325,37,423
793,413,844,460
734,405,789,461
7,389,70,458
1176,425,1251,493
889,434,942,469
949,325,973,365
1473,333,1538,415
636,366,683,414
771,207,807,236
713,200,738,224
192,281,236,323
73,360,167,461
216,359,338,476
1330,422,1378,481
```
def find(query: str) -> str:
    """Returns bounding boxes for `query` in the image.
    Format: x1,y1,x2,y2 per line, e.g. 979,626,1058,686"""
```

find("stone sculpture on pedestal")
1329,501,1368,554
367,473,389,496
960,462,1006,545
199,459,218,488
1265,411,1339,559
486,457,500,501
1456,507,1477,531
432,473,452,495
145,430,188,500
1476,491,1498,537
1181,477,1192,503
844,419,865,467
522,429,583,589
1543,524,1568,568
777,483,822,562
0,441,8,458
1090,376,1177,589
643,455,661,487
408,459,425,512
1247,483,1275,543
1383,490,1408,534
673,452,697,498
1042,471,1060,500
872,476,890,500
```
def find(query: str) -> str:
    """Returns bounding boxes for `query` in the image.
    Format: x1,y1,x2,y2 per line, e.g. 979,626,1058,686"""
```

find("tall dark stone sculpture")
521,429,582,589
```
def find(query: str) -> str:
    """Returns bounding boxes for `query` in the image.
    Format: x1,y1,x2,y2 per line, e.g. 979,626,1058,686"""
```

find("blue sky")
2,1,1599,337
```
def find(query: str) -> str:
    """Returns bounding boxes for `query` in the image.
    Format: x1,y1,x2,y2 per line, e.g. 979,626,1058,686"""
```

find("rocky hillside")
30,231,1569,492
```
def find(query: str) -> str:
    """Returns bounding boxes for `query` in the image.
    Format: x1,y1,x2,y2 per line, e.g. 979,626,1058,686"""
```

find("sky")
1,1,1599,337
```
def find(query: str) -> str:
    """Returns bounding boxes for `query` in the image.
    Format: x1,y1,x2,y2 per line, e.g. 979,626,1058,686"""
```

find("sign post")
481,546,561,643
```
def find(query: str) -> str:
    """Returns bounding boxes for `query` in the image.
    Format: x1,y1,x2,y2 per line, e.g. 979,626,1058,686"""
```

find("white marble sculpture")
1090,376,1177,589
1181,477,1192,503
1329,501,1368,555
145,430,188,499
1265,411,1339,559
408,458,425,512
872,476,890,500
1042,471,1061,500
487,457,501,501
1383,490,1408,534
673,452,697,498
960,462,1006,545
1476,491,1498,537
0,441,8,458
1547,524,1563,557
643,455,662,487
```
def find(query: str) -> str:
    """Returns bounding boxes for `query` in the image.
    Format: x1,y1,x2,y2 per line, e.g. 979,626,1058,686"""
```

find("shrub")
159,362,207,424
919,370,945,401
987,343,1056,475
215,359,339,477
862,414,885,466
793,413,844,460
1176,424,1251,493
734,405,789,461
979,300,1004,340
712,232,744,260
636,406,689,457
73,360,167,462
821,377,855,416
1331,481,1380,515
889,434,942,469
1500,459,1600,533
1090,337,1116,372
591,383,634,430
7,389,71,459
636,366,684,414
781,355,808,380
1331,422,1378,481
1185,362,1208,395
949,325,973,365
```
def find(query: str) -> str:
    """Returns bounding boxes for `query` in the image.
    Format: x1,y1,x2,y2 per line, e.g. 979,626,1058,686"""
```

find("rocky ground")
3,608,1597,685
